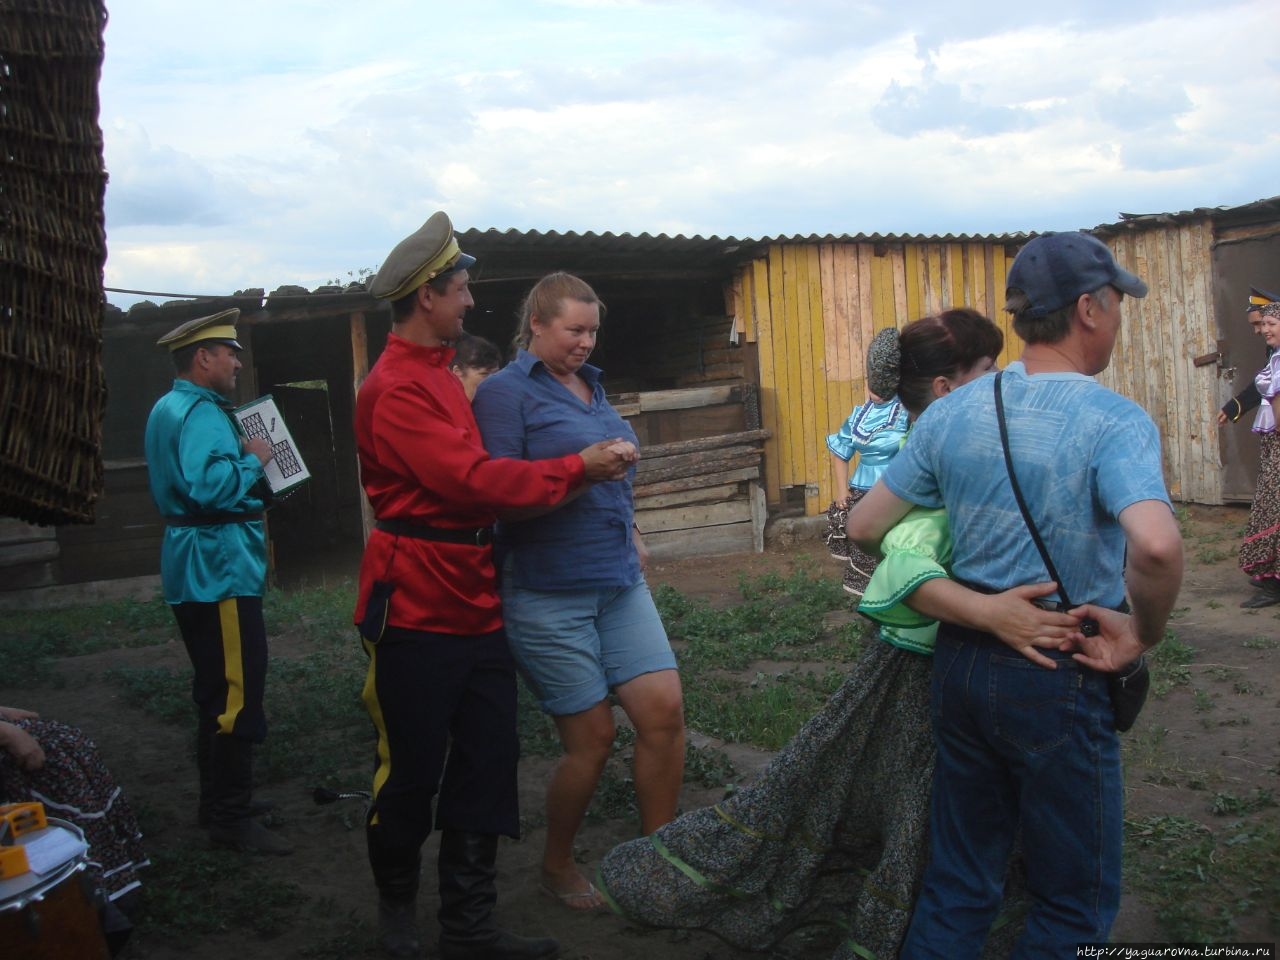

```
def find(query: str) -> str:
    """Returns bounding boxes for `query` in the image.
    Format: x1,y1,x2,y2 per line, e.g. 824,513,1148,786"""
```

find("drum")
0,818,109,960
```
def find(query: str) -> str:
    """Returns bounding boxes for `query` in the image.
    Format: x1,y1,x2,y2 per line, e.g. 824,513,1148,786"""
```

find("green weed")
656,570,866,675
1194,546,1232,565
140,845,306,938
1124,814,1280,940
1243,635,1279,650
106,665,190,725
0,596,175,684
1149,635,1196,696
1211,789,1277,816
686,741,738,788
683,668,844,750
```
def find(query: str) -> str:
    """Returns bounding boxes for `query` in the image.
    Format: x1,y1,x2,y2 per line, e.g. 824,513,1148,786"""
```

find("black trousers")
361,626,520,856
172,596,268,743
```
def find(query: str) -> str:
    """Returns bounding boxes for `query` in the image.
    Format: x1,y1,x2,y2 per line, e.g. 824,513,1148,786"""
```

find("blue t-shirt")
473,350,641,591
881,362,1171,609
826,397,910,491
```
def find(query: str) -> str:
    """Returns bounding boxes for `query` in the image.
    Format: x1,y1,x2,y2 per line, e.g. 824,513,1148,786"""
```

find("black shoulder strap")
993,371,1073,609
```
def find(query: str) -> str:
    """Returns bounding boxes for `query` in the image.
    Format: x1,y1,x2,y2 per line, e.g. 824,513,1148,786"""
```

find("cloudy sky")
101,0,1280,308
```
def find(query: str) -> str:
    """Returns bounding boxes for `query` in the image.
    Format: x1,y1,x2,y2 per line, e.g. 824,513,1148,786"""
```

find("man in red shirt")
354,211,634,960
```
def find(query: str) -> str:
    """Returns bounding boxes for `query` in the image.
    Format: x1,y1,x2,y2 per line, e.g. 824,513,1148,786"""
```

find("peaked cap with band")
1247,286,1278,312
156,308,243,352
370,211,477,301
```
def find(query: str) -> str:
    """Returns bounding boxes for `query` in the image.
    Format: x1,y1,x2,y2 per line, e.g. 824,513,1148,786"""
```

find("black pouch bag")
1107,654,1150,733
358,580,395,644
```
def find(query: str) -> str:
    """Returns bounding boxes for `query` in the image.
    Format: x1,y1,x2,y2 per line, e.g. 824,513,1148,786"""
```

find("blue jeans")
901,624,1122,960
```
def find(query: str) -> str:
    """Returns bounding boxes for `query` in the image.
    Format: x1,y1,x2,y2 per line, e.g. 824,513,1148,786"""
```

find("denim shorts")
500,577,676,716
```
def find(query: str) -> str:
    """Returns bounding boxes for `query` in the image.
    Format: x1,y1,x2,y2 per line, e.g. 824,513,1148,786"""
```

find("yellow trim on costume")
216,598,246,734
361,637,392,825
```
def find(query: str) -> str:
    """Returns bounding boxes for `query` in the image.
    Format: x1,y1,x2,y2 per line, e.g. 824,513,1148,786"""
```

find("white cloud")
97,0,1280,305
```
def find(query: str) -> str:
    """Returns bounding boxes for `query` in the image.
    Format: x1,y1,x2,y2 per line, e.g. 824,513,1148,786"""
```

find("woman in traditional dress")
1238,302,1280,607
597,309,1077,960
822,329,910,597
0,705,148,952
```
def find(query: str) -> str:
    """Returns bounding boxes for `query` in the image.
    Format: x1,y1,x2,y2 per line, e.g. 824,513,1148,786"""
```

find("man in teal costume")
144,308,290,855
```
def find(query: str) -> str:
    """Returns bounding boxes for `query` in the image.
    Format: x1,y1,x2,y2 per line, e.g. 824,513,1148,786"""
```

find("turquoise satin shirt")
144,379,268,603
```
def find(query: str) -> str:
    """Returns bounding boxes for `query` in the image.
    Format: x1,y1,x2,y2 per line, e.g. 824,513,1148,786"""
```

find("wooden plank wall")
1100,222,1221,504
734,227,1224,513
737,240,1017,514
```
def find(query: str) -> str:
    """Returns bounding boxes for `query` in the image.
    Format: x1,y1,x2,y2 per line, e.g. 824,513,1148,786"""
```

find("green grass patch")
106,665,191,724
105,644,371,786
1124,814,1280,940
1148,634,1196,696
683,668,845,750
0,596,175,683
1194,546,1233,565
140,845,306,939
264,581,359,647
1211,788,1276,816
257,648,369,785
1243,634,1280,650
655,569,867,674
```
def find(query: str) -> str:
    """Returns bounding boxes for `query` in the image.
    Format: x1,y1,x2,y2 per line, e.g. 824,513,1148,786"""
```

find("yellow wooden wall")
733,228,1223,514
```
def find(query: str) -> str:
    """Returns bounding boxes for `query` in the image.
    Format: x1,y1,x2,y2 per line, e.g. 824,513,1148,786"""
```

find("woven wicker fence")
1,0,109,524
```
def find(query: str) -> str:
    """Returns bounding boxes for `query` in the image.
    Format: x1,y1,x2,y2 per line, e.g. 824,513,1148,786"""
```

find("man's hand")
579,439,637,481
1067,605,1146,674
1216,410,1229,426
975,583,1083,669
243,436,274,466
0,706,39,722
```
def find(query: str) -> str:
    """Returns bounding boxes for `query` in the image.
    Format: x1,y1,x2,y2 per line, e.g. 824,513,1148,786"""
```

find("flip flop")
539,880,604,911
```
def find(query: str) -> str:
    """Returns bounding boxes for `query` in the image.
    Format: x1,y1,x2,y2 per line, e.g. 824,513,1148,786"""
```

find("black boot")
437,830,559,960
369,826,423,958
195,719,214,827
205,735,292,855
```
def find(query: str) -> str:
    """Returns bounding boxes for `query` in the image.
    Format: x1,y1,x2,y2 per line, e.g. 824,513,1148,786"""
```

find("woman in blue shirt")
473,273,684,911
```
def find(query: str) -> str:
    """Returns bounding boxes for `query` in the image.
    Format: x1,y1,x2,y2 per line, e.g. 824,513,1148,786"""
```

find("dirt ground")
10,503,1280,958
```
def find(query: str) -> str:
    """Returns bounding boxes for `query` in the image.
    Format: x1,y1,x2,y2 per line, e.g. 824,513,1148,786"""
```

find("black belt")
375,518,493,546
165,512,263,527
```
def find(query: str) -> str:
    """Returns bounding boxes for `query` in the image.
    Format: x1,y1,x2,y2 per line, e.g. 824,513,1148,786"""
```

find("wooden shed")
4,198,1278,604
730,196,1280,516
0,231,768,604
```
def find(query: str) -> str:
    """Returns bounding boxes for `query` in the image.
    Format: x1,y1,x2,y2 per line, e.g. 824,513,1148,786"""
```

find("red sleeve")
368,378,584,516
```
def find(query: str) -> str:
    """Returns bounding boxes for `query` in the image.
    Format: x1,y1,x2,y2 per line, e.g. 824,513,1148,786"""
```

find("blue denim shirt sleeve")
473,351,642,591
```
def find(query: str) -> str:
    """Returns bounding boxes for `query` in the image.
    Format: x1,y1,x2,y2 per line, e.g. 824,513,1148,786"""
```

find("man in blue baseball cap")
850,231,1183,957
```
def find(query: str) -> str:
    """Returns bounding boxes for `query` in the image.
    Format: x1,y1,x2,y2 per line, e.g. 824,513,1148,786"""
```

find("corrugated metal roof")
1093,195,1280,234
460,193,1280,256
458,225,1030,261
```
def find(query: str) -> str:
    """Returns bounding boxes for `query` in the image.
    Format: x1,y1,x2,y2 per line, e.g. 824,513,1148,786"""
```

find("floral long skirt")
1240,431,1280,584
597,641,1025,960
823,493,880,596
0,718,149,903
